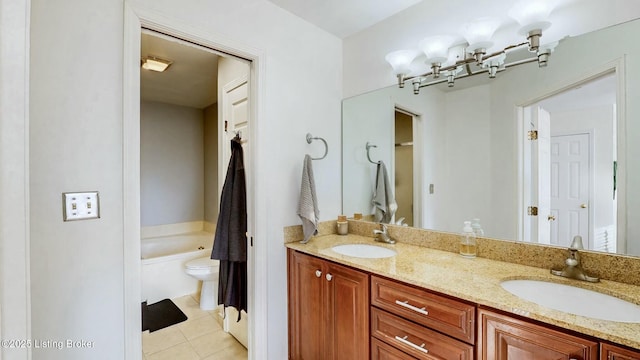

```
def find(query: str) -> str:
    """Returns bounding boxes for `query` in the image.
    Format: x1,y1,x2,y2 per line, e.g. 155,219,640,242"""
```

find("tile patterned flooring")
142,295,248,360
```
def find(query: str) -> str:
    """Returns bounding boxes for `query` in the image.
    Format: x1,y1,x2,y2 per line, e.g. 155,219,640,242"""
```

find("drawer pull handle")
315,270,322,278
395,300,429,316
395,335,429,354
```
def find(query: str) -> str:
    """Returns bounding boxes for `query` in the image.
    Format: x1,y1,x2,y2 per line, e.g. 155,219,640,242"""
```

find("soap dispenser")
460,221,477,258
471,218,484,237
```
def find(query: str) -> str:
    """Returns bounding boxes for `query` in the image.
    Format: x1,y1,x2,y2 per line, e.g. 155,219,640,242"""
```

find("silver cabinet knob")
326,274,333,281
315,270,322,278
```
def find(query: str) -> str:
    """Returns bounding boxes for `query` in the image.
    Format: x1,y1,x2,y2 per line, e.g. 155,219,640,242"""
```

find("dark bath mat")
141,299,188,332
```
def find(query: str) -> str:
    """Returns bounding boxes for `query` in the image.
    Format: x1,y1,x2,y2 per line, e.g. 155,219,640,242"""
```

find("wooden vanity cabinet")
477,307,599,360
370,275,475,360
601,343,640,360
287,249,370,360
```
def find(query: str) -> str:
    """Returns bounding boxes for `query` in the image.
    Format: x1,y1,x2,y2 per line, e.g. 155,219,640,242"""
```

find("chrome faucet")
551,236,599,283
373,224,396,244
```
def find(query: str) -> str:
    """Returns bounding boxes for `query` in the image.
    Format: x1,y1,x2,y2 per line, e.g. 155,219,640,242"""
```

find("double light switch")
63,191,100,221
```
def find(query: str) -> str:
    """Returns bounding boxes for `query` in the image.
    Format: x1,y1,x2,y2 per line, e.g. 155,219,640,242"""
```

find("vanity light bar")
410,53,540,92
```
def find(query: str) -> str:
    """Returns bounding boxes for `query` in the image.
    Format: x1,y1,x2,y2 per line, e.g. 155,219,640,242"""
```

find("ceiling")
266,0,423,38
141,32,219,109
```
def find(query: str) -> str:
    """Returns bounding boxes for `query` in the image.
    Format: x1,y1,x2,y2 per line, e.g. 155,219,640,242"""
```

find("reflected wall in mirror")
342,18,639,256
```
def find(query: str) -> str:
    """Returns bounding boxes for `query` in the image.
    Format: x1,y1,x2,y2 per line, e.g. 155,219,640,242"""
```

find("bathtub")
141,231,214,304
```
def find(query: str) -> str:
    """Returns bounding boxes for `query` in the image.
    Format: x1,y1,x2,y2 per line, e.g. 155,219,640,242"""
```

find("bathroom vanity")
285,232,640,360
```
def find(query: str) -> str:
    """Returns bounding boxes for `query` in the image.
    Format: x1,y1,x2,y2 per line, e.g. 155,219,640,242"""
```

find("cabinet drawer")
372,307,474,360
601,343,640,360
372,337,417,360
371,276,475,344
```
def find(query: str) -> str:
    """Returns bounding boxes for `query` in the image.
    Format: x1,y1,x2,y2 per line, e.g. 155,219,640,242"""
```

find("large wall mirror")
342,18,640,256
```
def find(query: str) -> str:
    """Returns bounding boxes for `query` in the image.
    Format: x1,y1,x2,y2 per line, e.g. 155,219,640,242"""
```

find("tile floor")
142,295,248,360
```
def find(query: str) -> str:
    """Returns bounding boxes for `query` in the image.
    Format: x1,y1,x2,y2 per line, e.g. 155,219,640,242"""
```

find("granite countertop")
285,234,640,350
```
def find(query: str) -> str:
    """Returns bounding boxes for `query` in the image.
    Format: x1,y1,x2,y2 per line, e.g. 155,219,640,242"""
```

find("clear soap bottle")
471,218,484,237
460,221,477,258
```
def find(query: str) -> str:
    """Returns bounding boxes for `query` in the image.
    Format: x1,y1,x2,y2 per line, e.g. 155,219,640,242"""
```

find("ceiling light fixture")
141,56,173,72
385,0,557,94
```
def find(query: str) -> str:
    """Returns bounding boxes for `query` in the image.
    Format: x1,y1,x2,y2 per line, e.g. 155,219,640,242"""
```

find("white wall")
442,85,491,234
141,101,205,226
204,103,218,224
27,0,342,359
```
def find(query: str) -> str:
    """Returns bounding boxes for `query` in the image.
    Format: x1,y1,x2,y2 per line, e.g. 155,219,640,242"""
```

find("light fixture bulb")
385,50,419,87
508,0,553,35
536,41,558,67
446,67,463,87
411,77,423,94
419,35,456,64
385,50,419,76
460,17,501,53
486,55,506,78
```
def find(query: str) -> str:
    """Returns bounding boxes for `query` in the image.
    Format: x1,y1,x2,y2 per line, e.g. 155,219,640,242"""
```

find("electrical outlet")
63,191,100,221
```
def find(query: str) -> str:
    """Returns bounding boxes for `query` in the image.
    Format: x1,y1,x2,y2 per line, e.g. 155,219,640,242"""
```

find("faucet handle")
569,235,584,250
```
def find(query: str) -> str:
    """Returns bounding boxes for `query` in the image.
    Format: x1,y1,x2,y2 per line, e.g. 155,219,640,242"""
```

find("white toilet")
184,257,220,310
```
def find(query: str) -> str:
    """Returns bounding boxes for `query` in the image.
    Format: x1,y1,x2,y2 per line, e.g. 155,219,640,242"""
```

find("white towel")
373,161,397,223
297,154,319,243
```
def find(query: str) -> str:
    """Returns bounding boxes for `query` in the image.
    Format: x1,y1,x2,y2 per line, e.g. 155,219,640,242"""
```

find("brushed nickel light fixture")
385,0,558,94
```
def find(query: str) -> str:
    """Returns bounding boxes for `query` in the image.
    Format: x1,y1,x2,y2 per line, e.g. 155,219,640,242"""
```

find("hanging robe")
211,136,247,321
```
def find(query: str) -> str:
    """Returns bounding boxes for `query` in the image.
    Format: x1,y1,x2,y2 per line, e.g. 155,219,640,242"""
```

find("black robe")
211,136,247,320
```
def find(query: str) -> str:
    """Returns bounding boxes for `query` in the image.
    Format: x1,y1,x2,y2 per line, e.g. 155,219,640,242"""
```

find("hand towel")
297,154,320,243
373,161,397,223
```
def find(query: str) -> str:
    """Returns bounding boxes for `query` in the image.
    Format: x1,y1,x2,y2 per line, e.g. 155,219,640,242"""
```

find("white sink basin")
501,279,640,323
331,244,397,259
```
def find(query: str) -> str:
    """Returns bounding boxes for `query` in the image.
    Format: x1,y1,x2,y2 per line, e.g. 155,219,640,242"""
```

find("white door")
550,133,590,247
220,74,250,348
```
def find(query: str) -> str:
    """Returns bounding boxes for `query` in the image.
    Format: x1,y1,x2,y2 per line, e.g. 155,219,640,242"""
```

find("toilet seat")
185,257,219,270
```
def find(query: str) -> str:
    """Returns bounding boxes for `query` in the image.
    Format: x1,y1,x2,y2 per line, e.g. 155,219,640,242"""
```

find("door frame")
516,58,626,250
123,4,266,359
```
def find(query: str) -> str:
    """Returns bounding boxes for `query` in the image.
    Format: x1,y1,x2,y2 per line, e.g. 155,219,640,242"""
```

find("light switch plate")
63,191,100,221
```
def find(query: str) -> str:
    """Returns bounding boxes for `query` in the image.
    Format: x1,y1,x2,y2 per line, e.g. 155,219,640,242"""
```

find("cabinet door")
326,261,370,360
288,250,327,360
478,308,598,360
601,343,640,360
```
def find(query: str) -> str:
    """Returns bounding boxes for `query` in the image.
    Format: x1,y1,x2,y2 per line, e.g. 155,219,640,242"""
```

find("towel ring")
366,142,379,164
306,133,328,160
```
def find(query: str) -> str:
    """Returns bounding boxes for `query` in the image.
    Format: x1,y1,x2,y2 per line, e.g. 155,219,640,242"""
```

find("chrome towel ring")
366,142,379,164
306,133,328,160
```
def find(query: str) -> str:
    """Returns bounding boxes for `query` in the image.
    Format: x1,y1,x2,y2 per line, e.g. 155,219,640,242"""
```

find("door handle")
548,215,556,221
581,203,587,208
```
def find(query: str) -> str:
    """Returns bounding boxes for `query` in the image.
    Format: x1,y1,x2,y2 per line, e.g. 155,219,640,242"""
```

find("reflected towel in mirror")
297,154,320,243
373,161,397,223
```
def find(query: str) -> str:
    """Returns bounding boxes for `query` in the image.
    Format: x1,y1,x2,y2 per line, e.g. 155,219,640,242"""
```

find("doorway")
394,109,414,226
139,30,250,359
521,72,620,252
